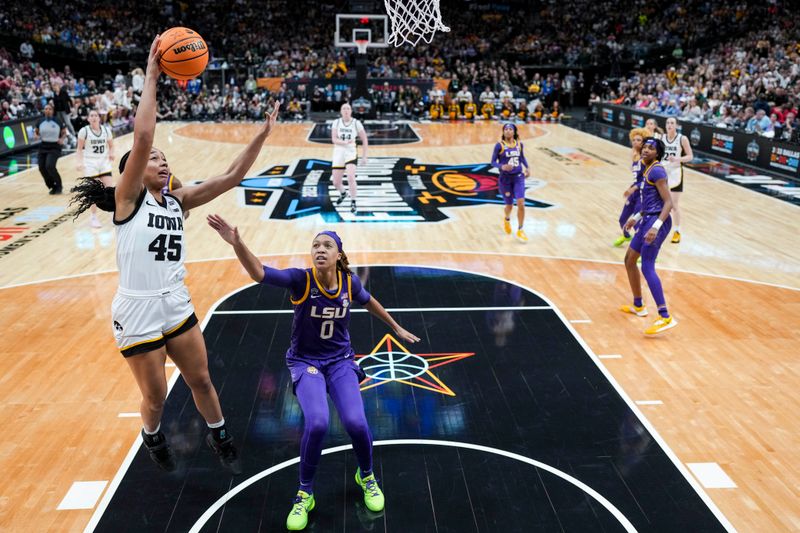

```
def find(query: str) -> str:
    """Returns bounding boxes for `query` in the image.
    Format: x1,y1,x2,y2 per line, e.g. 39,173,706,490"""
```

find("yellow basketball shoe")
620,304,648,317
644,316,678,335
286,490,315,530
671,231,681,243
516,229,528,242
503,218,512,234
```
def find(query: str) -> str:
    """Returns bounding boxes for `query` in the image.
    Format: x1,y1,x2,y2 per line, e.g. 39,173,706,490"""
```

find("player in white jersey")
70,36,281,474
662,117,693,243
644,118,663,140
76,109,115,227
330,103,368,213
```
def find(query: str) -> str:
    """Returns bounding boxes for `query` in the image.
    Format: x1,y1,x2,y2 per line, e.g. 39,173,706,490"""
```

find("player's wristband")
651,218,663,230
630,213,642,223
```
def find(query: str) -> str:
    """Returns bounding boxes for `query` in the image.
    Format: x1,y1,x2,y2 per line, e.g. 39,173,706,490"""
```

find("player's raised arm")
207,214,264,282
115,35,161,212
172,102,280,210
363,296,420,344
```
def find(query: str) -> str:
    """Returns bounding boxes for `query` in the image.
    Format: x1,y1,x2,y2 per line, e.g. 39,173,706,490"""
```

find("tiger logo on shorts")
307,366,319,375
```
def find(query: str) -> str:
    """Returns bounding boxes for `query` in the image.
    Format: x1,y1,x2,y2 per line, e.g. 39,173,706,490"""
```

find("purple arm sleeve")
262,266,308,294
490,143,502,169
350,273,372,305
519,143,529,168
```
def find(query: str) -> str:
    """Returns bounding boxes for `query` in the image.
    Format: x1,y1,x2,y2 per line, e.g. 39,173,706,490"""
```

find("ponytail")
337,250,352,274
69,177,116,219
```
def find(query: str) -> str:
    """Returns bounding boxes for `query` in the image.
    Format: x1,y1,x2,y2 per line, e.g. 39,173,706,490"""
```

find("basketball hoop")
384,0,450,47
355,39,370,55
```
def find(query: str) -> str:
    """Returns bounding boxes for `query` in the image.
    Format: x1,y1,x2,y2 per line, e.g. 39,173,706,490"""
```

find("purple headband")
643,138,659,147
316,230,342,252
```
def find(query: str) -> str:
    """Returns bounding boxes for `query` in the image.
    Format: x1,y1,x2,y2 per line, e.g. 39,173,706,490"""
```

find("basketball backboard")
335,14,390,49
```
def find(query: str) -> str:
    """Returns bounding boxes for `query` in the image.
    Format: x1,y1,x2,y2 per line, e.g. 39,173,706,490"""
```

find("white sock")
207,418,225,429
143,423,161,435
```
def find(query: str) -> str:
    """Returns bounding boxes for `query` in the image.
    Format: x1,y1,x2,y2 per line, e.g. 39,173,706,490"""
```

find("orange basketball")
158,27,208,81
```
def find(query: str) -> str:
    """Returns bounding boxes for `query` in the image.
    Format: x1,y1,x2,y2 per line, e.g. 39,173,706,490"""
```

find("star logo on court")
355,333,475,396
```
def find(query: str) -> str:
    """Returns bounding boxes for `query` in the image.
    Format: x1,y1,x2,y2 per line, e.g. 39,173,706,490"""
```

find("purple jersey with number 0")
261,266,371,360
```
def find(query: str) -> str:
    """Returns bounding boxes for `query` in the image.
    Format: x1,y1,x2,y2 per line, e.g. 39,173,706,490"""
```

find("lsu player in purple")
207,214,419,531
491,123,530,242
620,137,677,335
613,127,649,247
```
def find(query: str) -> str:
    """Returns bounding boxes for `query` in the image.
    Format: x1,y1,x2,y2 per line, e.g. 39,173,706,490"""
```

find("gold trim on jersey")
347,273,352,301
501,140,518,149
643,161,662,185
312,268,343,299
164,316,190,335
290,271,311,305
120,335,165,352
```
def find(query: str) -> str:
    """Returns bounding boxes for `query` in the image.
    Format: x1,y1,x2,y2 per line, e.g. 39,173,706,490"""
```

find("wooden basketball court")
1,121,798,532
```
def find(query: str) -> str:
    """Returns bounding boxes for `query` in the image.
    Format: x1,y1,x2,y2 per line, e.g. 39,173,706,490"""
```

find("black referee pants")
38,148,63,191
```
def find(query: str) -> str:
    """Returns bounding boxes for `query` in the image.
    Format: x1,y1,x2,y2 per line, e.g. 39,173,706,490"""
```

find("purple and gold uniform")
630,161,672,254
260,264,374,492
618,159,643,231
491,139,528,205
260,266,372,363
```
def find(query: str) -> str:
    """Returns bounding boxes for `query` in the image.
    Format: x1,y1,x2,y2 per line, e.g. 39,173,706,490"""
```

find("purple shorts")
287,354,366,394
498,174,526,205
630,214,672,255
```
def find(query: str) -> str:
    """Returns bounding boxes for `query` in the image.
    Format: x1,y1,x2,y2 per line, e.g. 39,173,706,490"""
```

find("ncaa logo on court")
235,157,553,223
356,333,475,396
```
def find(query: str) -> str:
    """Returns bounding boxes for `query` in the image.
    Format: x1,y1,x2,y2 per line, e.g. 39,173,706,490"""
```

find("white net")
384,0,450,47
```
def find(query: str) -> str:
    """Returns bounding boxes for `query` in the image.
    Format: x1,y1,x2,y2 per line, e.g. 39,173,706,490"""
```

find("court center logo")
356,333,475,396
236,157,552,222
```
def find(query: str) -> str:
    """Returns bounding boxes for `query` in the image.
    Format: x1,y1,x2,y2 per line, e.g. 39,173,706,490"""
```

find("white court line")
598,354,623,359
213,305,551,315
187,439,637,533
570,319,592,323
687,463,737,489
117,413,139,418
84,264,736,533
57,481,108,510
3,249,799,292
635,400,664,405
165,362,176,368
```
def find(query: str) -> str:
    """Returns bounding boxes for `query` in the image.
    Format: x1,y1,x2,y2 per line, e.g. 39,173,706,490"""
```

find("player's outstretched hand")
394,326,420,344
146,34,162,76
262,99,281,137
207,213,240,246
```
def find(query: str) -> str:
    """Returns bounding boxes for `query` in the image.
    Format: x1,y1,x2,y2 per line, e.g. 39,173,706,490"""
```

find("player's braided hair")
69,177,116,218
337,250,352,274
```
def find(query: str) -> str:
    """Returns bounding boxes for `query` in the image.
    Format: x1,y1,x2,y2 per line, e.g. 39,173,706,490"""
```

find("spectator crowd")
1,0,797,141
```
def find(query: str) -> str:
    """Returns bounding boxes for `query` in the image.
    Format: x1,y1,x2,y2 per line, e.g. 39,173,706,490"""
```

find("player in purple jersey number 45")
207,213,419,531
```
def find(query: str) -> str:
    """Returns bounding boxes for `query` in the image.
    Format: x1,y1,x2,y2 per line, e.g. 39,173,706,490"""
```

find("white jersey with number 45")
115,190,186,292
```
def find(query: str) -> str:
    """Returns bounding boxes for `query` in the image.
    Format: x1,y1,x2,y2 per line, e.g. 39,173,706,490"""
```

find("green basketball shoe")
286,490,315,531
355,468,385,512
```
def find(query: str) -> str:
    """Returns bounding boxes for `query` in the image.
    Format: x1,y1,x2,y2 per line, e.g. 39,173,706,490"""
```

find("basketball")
158,27,208,81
